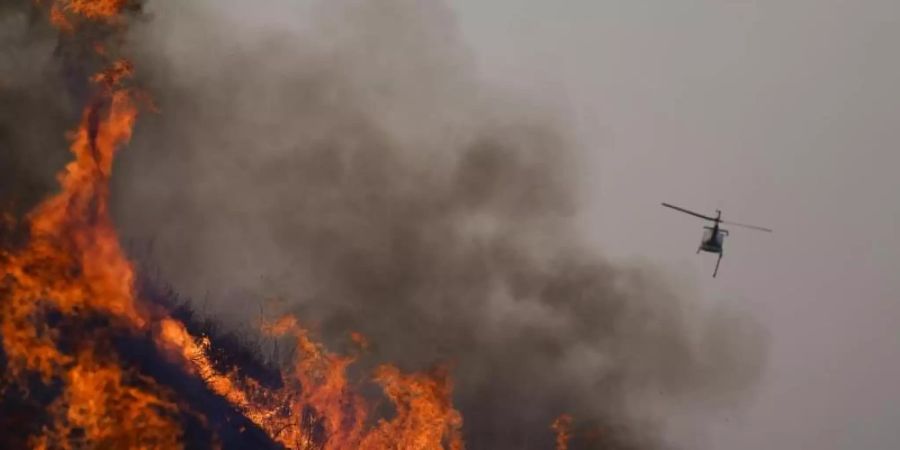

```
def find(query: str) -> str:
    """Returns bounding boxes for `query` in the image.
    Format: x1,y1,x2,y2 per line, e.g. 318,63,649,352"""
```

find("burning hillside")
0,2,471,449
2,0,767,449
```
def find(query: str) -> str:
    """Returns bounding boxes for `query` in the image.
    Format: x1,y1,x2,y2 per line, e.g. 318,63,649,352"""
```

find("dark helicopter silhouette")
662,202,772,277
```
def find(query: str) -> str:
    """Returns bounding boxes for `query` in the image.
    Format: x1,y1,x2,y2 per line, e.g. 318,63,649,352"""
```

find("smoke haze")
1,0,767,448
0,3,73,216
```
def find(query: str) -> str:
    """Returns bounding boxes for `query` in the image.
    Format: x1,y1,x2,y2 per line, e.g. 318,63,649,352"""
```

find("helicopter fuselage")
699,225,726,254
699,213,727,254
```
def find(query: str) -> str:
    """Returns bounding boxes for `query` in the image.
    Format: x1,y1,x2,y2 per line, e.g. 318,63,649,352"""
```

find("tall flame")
0,52,184,446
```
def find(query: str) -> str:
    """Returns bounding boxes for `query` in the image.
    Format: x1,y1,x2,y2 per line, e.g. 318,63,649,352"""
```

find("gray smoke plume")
1,0,767,448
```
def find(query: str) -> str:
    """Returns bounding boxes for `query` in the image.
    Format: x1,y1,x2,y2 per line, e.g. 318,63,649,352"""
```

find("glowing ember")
552,414,574,450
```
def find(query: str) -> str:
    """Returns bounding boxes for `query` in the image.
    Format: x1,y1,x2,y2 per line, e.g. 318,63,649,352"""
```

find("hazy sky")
141,1,900,448
444,1,900,448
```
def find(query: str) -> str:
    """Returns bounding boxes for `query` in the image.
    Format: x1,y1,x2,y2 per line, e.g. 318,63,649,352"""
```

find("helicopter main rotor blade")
661,203,717,221
722,220,773,233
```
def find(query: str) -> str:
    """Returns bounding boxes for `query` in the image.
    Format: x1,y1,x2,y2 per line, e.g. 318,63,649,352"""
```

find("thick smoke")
0,2,73,216
1,0,767,448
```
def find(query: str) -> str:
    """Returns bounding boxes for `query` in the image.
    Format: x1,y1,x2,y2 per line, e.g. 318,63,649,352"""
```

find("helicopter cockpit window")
702,229,714,241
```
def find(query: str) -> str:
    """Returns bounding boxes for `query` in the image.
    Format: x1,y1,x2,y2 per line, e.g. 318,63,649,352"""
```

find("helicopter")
662,202,772,277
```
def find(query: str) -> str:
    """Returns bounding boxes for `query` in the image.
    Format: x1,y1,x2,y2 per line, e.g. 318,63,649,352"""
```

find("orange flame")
38,0,127,24
0,56,186,446
552,414,574,450
1,59,142,372
350,331,370,351
34,0,127,35
31,350,183,450
361,365,464,450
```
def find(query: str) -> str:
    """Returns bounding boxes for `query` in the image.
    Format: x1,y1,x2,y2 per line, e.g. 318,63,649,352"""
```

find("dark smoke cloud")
0,1,74,216
2,0,768,448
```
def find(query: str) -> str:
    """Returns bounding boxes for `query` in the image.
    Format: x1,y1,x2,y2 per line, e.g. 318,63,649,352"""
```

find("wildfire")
32,350,184,450
1,2,571,449
2,2,465,448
